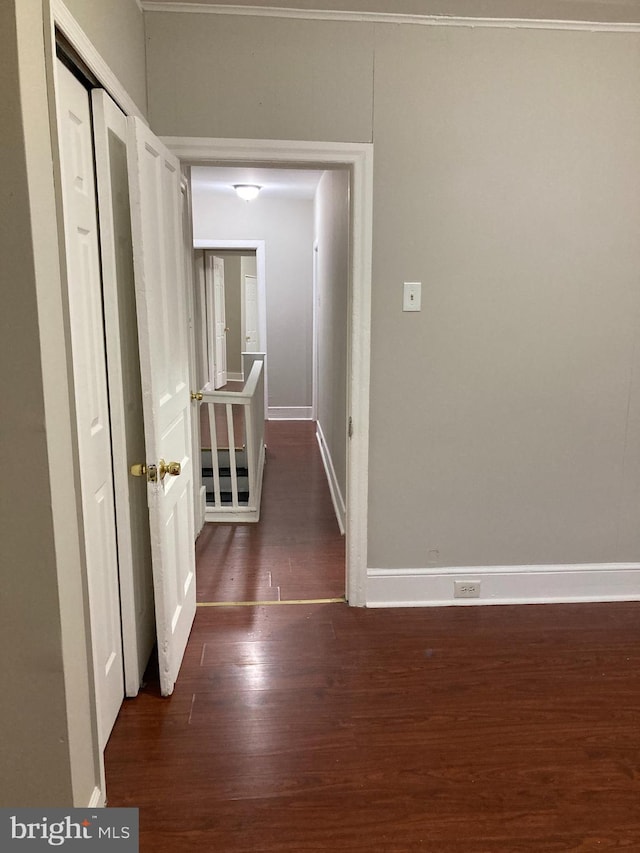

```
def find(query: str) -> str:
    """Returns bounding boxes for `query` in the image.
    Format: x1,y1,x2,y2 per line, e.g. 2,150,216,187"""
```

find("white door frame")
312,239,319,421
166,137,373,607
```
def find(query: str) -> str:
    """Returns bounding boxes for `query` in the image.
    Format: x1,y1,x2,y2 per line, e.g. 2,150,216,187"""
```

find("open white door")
205,253,227,388
91,89,155,697
242,274,259,352
127,117,196,697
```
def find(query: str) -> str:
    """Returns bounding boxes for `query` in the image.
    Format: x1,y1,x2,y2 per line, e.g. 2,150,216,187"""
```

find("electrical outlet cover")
454,580,481,598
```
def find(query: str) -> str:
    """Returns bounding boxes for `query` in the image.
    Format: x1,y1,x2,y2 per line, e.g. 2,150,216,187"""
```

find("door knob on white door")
158,459,181,481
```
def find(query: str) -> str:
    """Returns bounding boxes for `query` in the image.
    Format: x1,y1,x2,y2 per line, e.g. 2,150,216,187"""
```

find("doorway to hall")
189,165,350,604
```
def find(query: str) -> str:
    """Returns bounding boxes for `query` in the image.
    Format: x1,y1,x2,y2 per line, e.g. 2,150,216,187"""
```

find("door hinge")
348,416,353,439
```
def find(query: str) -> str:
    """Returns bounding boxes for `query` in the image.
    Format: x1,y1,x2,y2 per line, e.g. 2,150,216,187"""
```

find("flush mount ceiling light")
234,184,261,201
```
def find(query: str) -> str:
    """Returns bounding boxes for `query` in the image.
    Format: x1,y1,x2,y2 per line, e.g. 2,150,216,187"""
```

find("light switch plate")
403,281,422,312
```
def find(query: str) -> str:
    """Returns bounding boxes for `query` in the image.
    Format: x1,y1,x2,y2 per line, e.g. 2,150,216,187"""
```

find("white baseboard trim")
205,506,260,523
316,421,346,535
367,563,640,607
88,786,104,807
268,406,313,420
227,371,244,382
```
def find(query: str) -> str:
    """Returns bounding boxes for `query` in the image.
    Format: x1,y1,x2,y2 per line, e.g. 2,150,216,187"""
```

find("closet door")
92,89,155,697
55,61,123,747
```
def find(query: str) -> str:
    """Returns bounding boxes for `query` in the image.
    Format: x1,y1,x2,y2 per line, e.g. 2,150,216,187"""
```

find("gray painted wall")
192,192,314,409
315,169,350,505
145,13,374,142
148,13,640,571
64,0,147,115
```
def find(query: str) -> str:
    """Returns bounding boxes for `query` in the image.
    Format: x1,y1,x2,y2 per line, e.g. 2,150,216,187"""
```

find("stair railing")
200,353,266,519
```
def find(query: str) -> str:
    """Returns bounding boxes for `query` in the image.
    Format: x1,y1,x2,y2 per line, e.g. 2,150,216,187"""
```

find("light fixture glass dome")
234,184,261,201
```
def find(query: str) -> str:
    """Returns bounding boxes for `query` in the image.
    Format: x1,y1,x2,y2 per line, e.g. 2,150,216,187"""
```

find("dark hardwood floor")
196,420,345,602
104,422,640,851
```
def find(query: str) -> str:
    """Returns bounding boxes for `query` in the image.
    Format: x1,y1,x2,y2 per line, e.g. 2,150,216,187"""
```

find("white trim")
204,504,261,522
167,137,372,165
367,563,640,608
87,786,105,808
141,2,640,32
268,406,313,420
227,371,244,382
167,136,372,608
51,0,147,121
316,421,345,535
312,239,319,421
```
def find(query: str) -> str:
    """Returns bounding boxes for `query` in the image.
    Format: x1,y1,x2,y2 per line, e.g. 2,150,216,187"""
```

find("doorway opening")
167,137,372,608
188,165,350,602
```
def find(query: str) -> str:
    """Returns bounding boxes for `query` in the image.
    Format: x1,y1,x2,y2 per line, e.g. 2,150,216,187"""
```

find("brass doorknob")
158,459,181,481
130,462,158,483
191,391,203,401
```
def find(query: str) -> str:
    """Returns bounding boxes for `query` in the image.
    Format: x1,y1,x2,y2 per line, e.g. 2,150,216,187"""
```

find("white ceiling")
190,166,325,200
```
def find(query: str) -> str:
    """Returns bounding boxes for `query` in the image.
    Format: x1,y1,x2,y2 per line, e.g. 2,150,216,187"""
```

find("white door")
193,252,210,388
127,117,196,697
55,62,124,746
91,89,155,697
242,274,259,352
206,254,227,388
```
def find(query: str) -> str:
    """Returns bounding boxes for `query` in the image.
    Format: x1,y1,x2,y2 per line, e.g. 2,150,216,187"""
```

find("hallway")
196,419,345,603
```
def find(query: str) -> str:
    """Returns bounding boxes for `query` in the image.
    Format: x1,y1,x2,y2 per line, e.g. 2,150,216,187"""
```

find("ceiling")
190,166,325,201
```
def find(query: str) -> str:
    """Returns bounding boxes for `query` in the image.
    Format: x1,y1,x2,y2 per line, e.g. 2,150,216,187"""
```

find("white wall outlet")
403,281,422,311
454,580,481,598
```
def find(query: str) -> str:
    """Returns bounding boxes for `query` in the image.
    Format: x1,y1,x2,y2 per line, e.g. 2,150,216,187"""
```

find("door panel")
243,274,259,352
206,253,227,388
56,62,124,746
127,117,196,697
91,89,155,698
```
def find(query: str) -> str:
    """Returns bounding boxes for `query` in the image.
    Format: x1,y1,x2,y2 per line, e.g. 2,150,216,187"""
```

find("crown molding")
140,2,640,32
